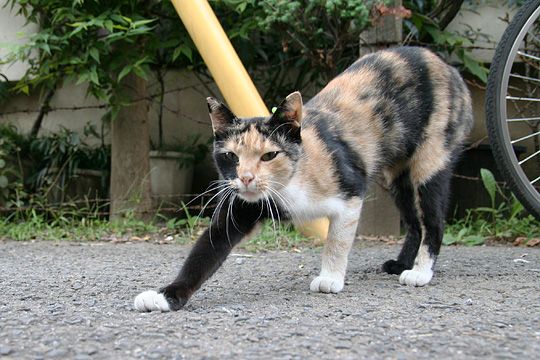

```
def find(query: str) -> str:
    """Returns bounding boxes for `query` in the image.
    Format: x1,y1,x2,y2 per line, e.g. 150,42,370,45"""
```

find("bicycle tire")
485,0,540,220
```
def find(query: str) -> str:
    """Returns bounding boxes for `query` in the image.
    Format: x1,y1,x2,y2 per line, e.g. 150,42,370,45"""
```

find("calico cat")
134,46,472,312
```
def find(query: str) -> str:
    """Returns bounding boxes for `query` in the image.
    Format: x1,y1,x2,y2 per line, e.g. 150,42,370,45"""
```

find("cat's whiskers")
265,187,297,222
209,188,235,249
195,184,233,222
262,192,279,236
225,193,242,247
183,180,231,209
225,194,233,247
264,179,302,220
182,183,233,241
265,179,290,192
267,193,283,230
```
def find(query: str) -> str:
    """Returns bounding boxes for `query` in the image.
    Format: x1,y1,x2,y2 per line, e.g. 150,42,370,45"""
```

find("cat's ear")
271,91,303,128
206,97,237,135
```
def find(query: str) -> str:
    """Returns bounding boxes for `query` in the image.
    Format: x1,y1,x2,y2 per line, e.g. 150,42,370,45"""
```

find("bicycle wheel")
486,0,540,220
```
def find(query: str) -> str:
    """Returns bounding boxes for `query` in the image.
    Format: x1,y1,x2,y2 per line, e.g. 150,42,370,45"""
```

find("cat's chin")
237,191,262,203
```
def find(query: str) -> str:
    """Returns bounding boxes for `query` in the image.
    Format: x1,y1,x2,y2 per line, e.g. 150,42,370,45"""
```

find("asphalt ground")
0,240,539,359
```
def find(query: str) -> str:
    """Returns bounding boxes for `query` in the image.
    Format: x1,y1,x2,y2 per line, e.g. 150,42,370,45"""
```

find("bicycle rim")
487,0,540,219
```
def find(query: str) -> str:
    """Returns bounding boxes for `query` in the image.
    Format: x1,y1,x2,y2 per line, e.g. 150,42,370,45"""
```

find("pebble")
0,346,13,356
46,348,69,358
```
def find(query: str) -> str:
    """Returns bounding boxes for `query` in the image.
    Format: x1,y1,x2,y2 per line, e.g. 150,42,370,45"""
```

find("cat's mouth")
237,189,262,202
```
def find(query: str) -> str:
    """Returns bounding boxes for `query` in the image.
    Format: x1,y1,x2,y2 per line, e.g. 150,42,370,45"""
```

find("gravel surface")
0,240,539,359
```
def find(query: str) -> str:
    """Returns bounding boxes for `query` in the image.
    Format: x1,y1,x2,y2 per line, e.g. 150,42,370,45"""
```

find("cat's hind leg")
398,167,451,286
310,198,362,293
382,164,451,286
382,169,422,275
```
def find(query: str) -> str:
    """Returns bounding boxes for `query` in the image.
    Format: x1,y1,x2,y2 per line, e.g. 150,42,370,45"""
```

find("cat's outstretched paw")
310,275,344,293
399,268,433,287
134,290,171,312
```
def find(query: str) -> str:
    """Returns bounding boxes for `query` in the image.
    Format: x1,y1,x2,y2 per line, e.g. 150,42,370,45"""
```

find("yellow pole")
170,0,266,117
171,0,328,240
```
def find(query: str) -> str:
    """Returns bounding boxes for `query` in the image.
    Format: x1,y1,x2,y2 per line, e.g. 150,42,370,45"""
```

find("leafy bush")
0,124,110,210
444,168,540,245
2,0,194,113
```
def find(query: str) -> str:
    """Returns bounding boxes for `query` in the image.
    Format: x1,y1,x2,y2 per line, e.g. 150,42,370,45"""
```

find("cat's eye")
261,151,280,162
224,152,238,162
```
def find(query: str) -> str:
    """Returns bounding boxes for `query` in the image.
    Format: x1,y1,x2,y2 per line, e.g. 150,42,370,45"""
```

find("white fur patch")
133,290,171,312
278,183,347,222
400,244,435,286
310,274,344,293
399,268,433,286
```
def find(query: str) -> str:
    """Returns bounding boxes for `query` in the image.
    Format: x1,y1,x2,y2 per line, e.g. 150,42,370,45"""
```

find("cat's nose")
240,173,254,186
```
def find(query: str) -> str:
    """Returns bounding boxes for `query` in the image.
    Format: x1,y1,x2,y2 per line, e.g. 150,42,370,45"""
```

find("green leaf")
510,195,524,218
104,20,114,32
133,66,147,80
0,159,5,168
475,207,497,213
172,47,182,62
0,175,8,188
132,19,157,28
462,235,485,246
425,26,444,44
462,53,488,83
89,66,100,85
110,14,128,25
76,72,90,85
89,48,100,63
117,65,132,82
181,46,193,61
172,45,193,62
480,168,497,205
442,233,457,245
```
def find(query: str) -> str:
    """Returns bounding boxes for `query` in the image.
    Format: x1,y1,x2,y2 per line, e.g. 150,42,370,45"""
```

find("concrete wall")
446,1,516,62
0,4,39,81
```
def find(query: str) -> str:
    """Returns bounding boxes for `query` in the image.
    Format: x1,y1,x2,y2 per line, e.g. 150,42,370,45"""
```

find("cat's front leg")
310,199,362,294
134,201,261,312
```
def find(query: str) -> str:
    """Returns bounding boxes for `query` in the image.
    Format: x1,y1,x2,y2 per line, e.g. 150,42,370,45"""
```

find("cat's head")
207,92,303,203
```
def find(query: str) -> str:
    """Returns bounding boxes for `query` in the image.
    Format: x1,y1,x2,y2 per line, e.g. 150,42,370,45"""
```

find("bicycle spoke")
507,116,540,122
519,149,540,164
510,73,540,84
506,95,540,102
511,130,540,144
532,175,540,185
518,50,540,61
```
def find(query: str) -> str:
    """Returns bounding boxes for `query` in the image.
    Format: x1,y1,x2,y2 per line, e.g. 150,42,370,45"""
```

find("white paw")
310,275,344,293
134,290,171,312
399,268,433,287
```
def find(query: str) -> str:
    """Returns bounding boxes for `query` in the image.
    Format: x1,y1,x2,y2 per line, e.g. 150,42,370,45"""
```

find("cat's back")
303,46,472,174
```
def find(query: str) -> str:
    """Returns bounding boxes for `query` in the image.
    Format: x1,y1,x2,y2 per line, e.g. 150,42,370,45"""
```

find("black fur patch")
312,116,367,198
382,169,421,274
213,149,238,180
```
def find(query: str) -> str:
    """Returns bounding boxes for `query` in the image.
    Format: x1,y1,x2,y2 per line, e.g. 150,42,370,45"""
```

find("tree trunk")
110,73,153,221
31,87,56,137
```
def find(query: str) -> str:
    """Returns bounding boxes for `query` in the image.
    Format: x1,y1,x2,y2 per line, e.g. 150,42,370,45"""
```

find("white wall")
0,4,39,81
446,1,517,62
